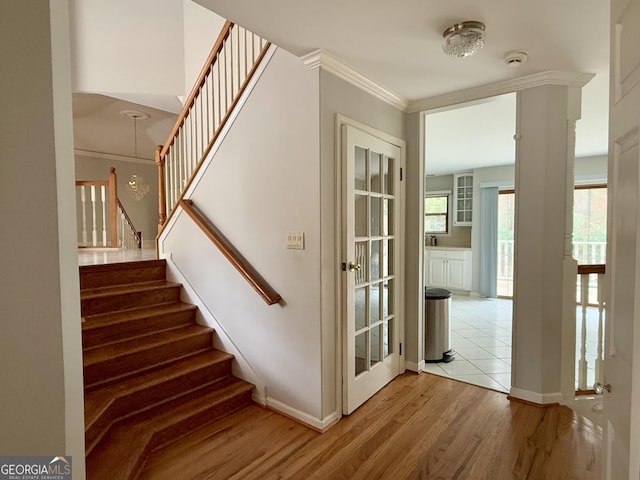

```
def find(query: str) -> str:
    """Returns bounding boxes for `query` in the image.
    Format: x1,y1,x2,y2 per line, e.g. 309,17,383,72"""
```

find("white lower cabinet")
425,249,472,291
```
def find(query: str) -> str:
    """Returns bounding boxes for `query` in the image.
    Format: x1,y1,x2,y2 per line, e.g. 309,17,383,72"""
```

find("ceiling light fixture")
442,21,486,58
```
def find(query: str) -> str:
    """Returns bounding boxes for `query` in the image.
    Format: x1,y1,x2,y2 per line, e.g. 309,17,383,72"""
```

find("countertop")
425,246,472,251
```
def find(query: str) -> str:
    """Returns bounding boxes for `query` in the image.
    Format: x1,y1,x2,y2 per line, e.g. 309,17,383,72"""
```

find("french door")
342,124,403,415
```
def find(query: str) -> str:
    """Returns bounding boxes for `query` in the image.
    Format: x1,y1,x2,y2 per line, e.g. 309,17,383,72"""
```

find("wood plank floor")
139,373,602,480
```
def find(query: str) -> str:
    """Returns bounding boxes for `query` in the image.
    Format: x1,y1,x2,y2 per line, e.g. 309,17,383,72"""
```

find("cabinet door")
453,174,473,226
447,259,466,289
428,258,447,287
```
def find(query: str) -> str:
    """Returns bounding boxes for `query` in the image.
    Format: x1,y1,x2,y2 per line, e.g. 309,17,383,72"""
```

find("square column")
511,84,582,404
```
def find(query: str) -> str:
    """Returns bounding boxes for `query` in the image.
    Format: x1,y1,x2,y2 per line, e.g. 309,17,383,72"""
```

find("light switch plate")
287,232,304,250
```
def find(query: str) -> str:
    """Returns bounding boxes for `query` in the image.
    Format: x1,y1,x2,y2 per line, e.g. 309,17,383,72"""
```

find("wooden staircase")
80,259,254,479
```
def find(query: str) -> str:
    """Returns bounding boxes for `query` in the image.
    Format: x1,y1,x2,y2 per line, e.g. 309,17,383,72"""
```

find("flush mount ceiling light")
442,21,486,58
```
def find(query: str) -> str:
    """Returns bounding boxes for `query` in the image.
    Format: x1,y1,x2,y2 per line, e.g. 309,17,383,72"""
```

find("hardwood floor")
139,373,602,480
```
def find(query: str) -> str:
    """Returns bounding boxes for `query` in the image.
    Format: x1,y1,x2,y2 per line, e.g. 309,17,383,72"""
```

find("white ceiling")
195,0,611,174
73,94,177,162
74,0,611,175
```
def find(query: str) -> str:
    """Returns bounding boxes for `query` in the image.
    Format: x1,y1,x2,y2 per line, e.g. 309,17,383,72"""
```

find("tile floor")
422,295,514,393
78,247,157,266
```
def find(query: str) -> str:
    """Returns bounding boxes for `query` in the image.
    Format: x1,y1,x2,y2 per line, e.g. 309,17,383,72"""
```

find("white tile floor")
78,247,157,266
422,295,514,393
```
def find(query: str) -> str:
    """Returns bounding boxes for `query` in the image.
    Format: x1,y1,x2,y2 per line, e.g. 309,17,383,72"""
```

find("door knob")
594,382,611,394
348,262,361,272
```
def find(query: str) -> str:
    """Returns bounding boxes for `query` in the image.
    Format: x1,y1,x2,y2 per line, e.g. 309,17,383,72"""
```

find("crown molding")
301,49,409,112
407,71,596,113
299,50,596,116
74,148,155,165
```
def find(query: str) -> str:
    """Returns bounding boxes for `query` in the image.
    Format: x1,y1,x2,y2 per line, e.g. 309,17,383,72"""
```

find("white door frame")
335,114,406,415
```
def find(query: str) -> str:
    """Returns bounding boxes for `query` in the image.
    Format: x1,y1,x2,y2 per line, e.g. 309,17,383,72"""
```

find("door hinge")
400,167,403,181
341,262,347,271
400,342,402,355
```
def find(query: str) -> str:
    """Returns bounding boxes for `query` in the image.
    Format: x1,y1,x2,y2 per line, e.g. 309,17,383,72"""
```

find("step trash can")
424,287,455,363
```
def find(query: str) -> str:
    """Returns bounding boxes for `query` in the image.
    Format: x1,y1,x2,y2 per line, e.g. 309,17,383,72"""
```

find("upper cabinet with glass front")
453,173,473,226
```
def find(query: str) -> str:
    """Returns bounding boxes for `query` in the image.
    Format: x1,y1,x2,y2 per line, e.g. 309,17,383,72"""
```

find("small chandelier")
442,21,486,58
128,174,149,201
120,109,151,201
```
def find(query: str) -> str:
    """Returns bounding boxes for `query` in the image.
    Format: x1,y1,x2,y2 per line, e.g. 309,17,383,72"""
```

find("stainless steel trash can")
424,288,454,363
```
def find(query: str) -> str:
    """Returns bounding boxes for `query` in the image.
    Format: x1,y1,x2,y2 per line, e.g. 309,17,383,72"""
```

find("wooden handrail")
158,39,272,234
577,264,605,275
160,21,233,157
156,22,272,234
117,199,142,248
76,167,143,249
179,199,282,306
75,180,108,187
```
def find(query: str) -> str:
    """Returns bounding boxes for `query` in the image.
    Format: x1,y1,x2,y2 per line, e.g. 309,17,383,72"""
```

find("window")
573,185,607,264
425,194,449,234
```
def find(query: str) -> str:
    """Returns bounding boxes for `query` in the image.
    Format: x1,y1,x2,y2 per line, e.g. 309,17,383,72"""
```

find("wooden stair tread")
79,259,165,273
80,258,256,478
79,260,167,290
83,324,212,360
85,349,234,427
80,280,181,299
86,378,253,480
82,302,196,326
82,302,197,348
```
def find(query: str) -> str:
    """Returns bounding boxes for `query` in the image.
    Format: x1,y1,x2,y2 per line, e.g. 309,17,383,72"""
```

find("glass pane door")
343,124,402,414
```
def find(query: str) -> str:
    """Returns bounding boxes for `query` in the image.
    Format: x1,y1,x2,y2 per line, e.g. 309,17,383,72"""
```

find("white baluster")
91,185,97,247
101,185,107,246
578,273,589,390
80,186,87,246
199,90,205,159
595,272,605,384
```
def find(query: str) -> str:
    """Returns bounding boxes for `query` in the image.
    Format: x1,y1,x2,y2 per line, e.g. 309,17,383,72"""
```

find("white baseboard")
510,387,563,405
266,397,339,431
405,359,425,373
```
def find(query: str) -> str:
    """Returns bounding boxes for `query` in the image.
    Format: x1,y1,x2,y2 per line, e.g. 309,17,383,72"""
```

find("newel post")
108,167,118,248
155,145,167,232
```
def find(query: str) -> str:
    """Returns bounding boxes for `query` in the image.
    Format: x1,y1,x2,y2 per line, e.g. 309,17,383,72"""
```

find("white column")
511,84,583,404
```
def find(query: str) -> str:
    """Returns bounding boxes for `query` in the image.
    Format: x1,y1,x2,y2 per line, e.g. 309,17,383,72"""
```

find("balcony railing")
497,239,606,393
576,264,605,392
497,240,606,296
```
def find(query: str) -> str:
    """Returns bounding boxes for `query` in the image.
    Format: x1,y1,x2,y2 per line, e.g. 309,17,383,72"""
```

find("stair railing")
156,22,271,231
575,264,606,394
76,167,141,249
76,167,118,247
117,199,142,249
180,199,282,305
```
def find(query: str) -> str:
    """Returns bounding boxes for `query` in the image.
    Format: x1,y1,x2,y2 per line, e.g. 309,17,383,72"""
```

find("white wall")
70,0,226,114
318,70,407,416
0,0,85,475
405,112,424,371
75,155,159,246
183,0,226,97
70,0,185,97
160,47,324,424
